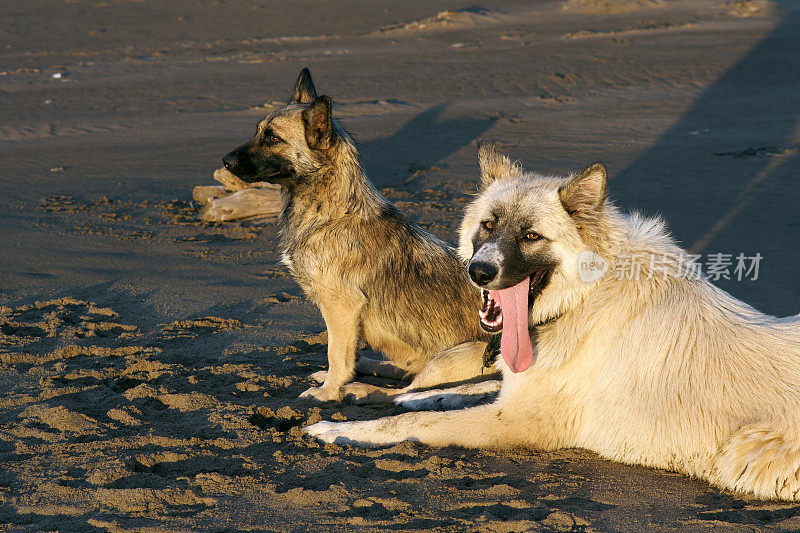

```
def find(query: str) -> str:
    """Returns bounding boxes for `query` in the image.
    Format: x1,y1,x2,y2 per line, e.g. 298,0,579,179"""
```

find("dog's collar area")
482,332,501,368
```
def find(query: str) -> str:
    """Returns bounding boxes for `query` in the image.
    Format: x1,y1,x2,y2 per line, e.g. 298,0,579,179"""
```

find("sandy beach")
2,0,800,530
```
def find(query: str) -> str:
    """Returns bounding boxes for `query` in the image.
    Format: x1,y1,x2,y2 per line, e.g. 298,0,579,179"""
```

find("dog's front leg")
300,293,364,402
305,404,518,448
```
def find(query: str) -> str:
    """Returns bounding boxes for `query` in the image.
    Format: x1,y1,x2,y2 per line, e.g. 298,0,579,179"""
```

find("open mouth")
479,269,549,333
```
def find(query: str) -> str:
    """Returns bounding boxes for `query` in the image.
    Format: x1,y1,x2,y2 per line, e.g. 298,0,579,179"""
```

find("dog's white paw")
304,421,365,445
309,370,327,384
299,385,341,402
304,420,338,438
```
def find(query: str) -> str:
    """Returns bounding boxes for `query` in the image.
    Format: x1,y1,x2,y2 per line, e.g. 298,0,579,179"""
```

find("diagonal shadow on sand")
610,2,800,315
357,102,497,189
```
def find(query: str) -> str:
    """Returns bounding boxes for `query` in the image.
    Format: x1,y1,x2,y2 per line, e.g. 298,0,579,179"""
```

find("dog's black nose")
468,261,498,286
222,153,238,171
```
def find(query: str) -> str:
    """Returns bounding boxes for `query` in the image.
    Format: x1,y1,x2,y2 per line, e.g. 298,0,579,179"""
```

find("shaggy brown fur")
222,69,492,402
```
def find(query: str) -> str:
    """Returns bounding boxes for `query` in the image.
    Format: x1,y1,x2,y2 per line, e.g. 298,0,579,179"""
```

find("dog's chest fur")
276,181,386,296
274,163,483,361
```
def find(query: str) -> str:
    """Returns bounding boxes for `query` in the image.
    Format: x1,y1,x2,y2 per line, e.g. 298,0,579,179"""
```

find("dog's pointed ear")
559,162,607,215
302,95,336,150
477,141,517,188
290,68,317,104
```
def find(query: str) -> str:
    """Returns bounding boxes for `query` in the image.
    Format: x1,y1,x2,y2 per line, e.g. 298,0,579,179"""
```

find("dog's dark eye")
266,135,281,144
525,232,541,241
481,220,494,232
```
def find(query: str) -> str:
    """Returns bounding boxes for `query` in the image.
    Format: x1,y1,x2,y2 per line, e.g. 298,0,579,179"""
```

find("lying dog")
222,69,494,402
307,143,800,500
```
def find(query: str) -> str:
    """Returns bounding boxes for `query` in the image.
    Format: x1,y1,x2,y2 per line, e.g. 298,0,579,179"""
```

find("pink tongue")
490,276,533,373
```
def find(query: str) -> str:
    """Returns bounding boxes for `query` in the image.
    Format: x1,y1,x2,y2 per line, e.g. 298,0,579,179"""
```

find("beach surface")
2,0,800,530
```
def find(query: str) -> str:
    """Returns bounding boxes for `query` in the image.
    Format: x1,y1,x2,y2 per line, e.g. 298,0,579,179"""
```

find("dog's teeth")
479,294,503,333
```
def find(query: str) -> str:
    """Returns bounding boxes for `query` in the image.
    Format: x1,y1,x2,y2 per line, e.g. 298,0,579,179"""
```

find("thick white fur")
306,151,800,500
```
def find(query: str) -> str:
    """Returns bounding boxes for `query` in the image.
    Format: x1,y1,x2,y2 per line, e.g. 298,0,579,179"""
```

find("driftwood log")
193,168,282,222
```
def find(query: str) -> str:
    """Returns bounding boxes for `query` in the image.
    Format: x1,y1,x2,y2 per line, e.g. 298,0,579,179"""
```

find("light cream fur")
307,147,800,500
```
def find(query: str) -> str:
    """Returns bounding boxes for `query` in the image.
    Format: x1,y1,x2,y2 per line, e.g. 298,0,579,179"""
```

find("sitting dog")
307,143,800,500
222,69,494,402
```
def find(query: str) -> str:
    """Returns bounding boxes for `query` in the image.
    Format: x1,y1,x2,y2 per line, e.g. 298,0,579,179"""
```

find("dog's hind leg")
300,293,364,402
339,381,404,404
310,357,407,385
710,423,800,500
338,341,499,405
305,403,519,448
402,341,499,390
354,356,409,380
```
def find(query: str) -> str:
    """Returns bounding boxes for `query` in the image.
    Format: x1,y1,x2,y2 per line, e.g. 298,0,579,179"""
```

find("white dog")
307,143,800,500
